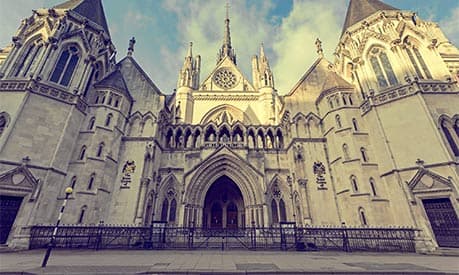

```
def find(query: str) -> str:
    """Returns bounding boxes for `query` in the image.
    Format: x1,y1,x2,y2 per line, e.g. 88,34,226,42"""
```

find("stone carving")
313,161,327,189
121,160,136,187
293,144,304,161
213,68,238,89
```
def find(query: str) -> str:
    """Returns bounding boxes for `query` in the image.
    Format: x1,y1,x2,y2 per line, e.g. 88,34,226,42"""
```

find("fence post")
188,221,195,249
95,220,104,251
251,221,256,250
341,222,350,252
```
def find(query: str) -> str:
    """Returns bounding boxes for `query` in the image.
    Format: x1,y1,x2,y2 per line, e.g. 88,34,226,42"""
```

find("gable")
408,168,453,194
0,166,41,201
200,56,255,92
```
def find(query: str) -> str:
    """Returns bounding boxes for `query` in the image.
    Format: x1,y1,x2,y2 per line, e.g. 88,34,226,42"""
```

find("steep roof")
321,72,354,92
95,69,133,101
54,0,110,35
342,0,398,34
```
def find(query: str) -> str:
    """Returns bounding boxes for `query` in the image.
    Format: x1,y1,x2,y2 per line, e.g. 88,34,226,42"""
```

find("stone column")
262,203,269,227
134,177,150,224
298,179,312,224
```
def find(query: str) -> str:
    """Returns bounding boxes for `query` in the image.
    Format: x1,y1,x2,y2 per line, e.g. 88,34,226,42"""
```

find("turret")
176,42,200,124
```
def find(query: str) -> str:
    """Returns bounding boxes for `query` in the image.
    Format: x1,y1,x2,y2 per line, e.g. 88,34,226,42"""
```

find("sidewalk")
0,249,458,274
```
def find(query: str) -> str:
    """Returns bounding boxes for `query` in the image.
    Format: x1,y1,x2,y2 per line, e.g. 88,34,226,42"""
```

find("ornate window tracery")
50,45,80,86
13,39,44,78
369,47,398,88
213,68,238,89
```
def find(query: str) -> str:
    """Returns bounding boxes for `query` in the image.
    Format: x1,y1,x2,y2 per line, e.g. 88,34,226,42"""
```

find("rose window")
213,68,238,89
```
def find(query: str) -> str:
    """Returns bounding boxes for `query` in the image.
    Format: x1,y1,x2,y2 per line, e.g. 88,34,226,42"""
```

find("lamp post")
287,175,296,223
41,187,73,268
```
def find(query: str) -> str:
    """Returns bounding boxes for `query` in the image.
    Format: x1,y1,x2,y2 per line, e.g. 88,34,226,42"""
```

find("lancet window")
50,45,80,86
13,39,44,78
369,47,398,88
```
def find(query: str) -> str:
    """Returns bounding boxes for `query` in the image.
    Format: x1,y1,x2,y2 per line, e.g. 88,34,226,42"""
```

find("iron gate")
423,198,459,248
0,196,23,244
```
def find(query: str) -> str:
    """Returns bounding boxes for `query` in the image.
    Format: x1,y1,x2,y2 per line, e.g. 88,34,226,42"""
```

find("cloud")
272,0,346,94
439,6,459,45
0,0,46,47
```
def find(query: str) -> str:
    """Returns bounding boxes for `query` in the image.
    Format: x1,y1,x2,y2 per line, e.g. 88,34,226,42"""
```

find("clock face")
213,68,238,89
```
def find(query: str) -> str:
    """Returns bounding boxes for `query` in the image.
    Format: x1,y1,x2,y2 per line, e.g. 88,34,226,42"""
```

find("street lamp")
41,187,73,268
287,175,296,223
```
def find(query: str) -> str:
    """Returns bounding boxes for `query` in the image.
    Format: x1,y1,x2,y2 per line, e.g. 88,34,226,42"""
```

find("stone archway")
183,151,265,227
203,176,245,228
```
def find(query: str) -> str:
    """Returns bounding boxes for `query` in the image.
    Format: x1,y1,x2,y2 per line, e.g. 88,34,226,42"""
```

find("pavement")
0,249,458,275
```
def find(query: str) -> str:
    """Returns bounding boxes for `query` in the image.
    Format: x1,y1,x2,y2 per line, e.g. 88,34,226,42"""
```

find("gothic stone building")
0,0,458,251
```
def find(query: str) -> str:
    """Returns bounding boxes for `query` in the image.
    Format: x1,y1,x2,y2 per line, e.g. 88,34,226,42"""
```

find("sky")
1,0,458,95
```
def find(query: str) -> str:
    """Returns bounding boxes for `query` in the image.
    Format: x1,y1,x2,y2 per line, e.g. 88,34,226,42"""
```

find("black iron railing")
29,224,417,252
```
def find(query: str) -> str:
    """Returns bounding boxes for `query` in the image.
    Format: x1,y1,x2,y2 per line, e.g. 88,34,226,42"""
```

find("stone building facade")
0,0,458,251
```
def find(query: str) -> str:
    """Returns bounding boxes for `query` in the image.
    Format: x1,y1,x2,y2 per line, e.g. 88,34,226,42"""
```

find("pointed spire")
53,0,110,36
187,42,193,58
127,37,136,56
217,1,236,64
342,0,398,35
260,43,266,57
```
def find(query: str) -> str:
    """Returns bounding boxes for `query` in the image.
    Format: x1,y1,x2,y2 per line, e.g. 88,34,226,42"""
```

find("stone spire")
252,42,274,89
217,2,236,64
178,42,200,89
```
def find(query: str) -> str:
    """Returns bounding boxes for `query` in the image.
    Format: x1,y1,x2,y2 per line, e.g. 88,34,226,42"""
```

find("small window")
348,95,353,105
107,95,113,106
88,117,96,130
70,176,77,189
335,115,342,128
360,147,368,162
350,175,358,192
50,45,80,86
359,207,368,225
114,98,120,108
352,118,358,131
105,114,113,127
96,142,104,158
369,178,377,196
88,174,95,190
78,206,87,224
79,146,86,160
343,143,350,160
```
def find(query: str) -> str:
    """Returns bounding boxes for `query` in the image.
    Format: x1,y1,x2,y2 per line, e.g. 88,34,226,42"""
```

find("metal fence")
29,224,417,252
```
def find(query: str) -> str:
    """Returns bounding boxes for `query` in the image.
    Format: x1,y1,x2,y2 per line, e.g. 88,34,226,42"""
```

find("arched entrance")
203,176,245,228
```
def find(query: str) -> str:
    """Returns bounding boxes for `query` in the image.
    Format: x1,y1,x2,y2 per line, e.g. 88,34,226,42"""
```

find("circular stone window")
213,68,238,89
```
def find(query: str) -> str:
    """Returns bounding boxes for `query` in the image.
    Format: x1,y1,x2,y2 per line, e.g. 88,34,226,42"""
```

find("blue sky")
1,0,458,94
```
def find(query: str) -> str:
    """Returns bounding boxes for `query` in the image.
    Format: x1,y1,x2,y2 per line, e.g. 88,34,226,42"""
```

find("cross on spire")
225,1,230,21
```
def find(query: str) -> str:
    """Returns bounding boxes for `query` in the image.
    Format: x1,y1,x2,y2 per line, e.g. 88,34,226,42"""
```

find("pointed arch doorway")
203,176,245,228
